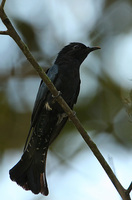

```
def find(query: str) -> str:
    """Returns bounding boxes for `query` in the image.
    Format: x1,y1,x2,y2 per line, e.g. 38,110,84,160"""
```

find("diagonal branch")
0,0,6,9
0,3,131,200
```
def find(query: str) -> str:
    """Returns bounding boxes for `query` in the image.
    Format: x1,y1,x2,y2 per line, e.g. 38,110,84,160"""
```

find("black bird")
9,42,100,196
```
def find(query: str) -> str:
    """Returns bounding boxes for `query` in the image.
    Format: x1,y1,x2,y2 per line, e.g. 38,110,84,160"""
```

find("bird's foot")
45,102,52,111
57,113,68,125
68,111,76,121
52,91,62,99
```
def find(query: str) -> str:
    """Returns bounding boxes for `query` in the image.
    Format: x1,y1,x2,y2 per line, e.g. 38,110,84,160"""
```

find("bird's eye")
73,45,80,50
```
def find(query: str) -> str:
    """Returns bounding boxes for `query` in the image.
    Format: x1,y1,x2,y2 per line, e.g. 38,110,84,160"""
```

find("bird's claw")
52,91,62,99
68,111,76,121
73,111,76,116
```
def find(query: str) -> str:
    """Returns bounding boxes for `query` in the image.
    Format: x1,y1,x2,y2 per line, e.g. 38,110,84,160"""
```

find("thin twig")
126,182,132,195
0,30,8,35
0,3,131,200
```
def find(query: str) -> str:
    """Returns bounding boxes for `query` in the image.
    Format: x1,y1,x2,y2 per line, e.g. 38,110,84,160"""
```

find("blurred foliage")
14,19,40,51
0,91,31,151
0,0,132,153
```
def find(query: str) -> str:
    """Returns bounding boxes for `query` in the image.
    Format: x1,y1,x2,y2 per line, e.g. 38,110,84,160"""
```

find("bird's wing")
31,64,59,126
23,65,59,151
49,117,68,145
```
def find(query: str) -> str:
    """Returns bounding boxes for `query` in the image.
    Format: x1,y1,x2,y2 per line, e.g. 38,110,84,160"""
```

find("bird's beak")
88,46,101,52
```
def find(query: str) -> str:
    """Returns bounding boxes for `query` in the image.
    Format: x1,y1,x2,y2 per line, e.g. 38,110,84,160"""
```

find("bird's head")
55,42,100,65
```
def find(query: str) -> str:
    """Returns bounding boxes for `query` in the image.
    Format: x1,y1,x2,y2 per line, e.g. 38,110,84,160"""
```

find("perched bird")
9,42,100,196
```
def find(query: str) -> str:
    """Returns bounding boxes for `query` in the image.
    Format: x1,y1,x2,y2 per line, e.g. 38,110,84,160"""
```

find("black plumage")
9,42,100,195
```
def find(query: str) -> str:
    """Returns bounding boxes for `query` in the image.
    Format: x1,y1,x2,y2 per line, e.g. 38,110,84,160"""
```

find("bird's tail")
9,131,49,196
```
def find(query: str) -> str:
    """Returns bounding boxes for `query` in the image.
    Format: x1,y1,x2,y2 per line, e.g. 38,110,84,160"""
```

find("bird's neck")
55,55,81,68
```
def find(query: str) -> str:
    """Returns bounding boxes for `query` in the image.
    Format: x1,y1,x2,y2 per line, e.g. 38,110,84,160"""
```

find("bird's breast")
56,71,80,104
